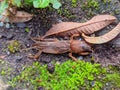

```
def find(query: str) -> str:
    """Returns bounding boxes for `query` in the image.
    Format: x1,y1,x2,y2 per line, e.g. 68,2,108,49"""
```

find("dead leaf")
82,23,120,44
9,11,33,22
0,10,33,22
41,15,116,39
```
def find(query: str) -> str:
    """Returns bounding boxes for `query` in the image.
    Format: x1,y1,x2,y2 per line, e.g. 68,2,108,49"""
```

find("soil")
0,0,120,89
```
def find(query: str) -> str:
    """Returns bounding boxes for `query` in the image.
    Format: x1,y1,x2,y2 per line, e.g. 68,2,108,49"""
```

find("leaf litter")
0,8,33,22
40,15,116,39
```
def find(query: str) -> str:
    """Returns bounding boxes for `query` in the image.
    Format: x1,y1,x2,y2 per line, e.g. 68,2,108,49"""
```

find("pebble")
78,56,83,60
6,51,10,55
56,61,61,65
0,22,4,27
106,83,109,86
26,44,30,47
5,23,10,29
91,81,95,87
47,63,55,74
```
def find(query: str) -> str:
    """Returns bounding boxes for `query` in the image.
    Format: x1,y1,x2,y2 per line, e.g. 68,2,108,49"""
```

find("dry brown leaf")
9,11,33,22
41,15,116,39
0,10,33,22
82,23,120,44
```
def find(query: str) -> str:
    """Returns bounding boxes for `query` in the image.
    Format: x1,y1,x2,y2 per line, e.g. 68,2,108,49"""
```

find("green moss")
9,60,120,90
57,8,71,17
105,73,120,87
7,40,21,53
103,0,111,4
25,28,30,33
81,0,99,10
57,8,76,19
0,70,6,75
0,59,13,77
71,0,77,7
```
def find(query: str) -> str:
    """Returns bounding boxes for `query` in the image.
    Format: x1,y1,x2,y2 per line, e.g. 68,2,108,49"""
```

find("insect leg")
68,52,78,61
70,34,80,40
28,50,42,60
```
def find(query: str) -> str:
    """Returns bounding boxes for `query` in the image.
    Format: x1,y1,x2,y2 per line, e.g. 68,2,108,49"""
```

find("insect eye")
82,45,92,52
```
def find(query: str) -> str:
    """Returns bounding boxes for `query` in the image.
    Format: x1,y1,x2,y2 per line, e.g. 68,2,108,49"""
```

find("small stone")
106,83,109,86
5,23,10,29
91,81,95,87
56,61,61,65
78,56,83,60
26,44,30,47
47,63,55,74
0,22,4,27
6,51,10,55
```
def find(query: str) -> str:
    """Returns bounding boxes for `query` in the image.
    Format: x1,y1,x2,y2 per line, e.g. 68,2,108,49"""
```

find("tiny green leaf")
33,0,50,8
12,0,21,7
50,0,61,9
0,1,8,14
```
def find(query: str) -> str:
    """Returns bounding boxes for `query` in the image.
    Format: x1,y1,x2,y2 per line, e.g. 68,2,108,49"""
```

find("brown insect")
39,15,116,40
28,38,92,61
82,23,120,44
27,15,119,61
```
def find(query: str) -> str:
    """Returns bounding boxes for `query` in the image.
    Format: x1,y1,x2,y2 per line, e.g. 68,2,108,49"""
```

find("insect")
28,37,92,61
27,15,119,61
38,15,116,40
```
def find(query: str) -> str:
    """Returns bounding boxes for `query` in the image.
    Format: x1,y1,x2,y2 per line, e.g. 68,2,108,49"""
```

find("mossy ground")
7,40,21,53
0,60,120,90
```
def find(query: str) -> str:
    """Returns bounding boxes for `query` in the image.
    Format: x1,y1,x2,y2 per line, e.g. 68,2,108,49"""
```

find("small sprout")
7,40,21,53
25,28,30,33
0,60,5,64
0,70,6,75
71,0,77,7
